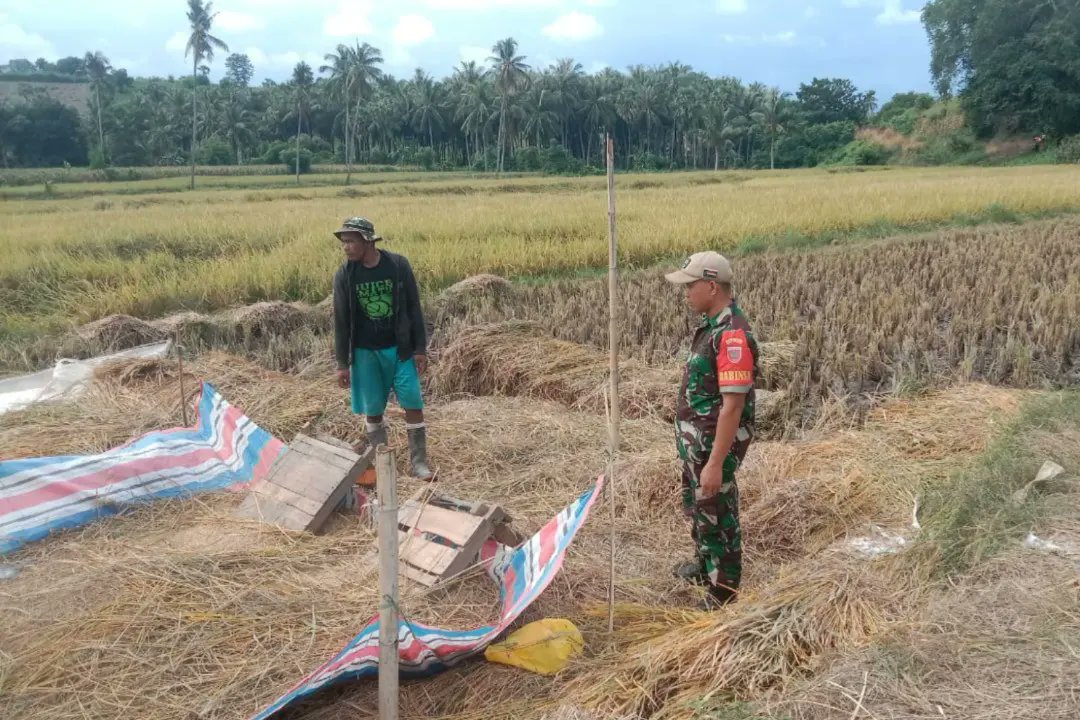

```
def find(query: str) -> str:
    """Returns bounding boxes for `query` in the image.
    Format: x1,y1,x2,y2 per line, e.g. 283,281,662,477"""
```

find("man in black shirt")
332,217,433,480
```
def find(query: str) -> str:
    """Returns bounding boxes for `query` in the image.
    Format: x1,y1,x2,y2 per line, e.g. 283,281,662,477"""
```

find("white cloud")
459,45,491,65
0,14,57,59
323,1,375,37
716,0,748,14
542,11,603,41
392,15,435,47
721,31,798,46
584,0,616,6
165,30,188,53
236,46,323,71
843,0,922,25
244,46,268,66
278,50,324,68
215,10,264,33
876,0,921,25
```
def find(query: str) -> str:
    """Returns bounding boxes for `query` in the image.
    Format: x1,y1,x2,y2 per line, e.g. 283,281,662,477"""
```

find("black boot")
365,420,388,449
407,424,434,481
673,560,708,586
699,584,738,610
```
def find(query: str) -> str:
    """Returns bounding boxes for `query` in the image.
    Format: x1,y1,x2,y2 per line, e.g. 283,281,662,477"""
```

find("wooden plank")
314,432,355,452
236,492,306,528
292,445,355,475
401,562,441,587
398,530,458,576
270,454,348,505
233,493,262,521
307,475,359,533
257,483,324,518
292,434,362,468
398,501,485,547
439,520,492,581
424,491,510,526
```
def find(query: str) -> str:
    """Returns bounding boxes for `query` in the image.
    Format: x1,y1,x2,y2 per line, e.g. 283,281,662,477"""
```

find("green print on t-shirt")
357,278,393,319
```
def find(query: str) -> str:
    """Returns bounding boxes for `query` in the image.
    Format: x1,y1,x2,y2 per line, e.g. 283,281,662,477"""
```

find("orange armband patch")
717,329,753,387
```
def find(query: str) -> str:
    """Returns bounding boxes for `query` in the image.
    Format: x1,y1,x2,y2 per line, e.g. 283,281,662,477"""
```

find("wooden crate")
396,488,517,587
235,434,373,533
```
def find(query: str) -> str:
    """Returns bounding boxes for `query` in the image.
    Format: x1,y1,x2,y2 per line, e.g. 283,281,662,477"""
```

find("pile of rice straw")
430,321,792,427
74,313,166,349
431,274,515,324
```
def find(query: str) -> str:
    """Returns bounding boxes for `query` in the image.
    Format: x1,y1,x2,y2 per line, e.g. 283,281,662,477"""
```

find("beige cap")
664,251,734,284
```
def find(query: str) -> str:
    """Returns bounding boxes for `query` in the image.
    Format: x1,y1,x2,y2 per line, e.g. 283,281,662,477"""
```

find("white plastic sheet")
0,341,171,416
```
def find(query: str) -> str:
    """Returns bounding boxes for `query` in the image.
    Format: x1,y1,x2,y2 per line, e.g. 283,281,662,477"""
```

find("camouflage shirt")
675,302,759,464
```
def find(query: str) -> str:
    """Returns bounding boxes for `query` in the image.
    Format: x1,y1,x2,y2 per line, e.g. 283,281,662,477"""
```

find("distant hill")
0,80,91,117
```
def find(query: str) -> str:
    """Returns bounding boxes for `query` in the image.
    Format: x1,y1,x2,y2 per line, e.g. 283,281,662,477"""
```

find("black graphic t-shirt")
352,253,396,350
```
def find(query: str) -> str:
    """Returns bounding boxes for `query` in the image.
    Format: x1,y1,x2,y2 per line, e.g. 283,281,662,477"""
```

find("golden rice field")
3,164,1080,356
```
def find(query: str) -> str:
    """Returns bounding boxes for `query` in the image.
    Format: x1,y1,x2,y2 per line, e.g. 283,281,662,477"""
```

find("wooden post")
376,445,400,720
175,332,188,427
605,134,621,634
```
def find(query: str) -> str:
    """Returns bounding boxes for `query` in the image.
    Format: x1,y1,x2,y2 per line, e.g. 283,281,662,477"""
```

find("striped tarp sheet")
252,478,604,719
0,383,284,555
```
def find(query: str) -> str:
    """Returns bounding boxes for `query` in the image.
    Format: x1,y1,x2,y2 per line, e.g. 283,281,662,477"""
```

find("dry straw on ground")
0,347,1025,720
772,497,1080,720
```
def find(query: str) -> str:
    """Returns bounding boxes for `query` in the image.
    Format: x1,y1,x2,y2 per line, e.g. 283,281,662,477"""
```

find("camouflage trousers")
680,451,742,595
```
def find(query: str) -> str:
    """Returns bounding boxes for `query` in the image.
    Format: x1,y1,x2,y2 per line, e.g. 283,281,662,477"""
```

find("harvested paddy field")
2,168,1079,719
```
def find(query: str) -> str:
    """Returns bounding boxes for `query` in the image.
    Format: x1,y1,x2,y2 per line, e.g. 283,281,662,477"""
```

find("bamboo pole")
605,134,621,634
175,332,188,427
376,445,400,720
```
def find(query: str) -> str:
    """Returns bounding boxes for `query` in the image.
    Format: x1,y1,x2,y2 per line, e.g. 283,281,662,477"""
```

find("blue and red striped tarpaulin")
251,477,603,719
0,381,602,717
0,383,285,554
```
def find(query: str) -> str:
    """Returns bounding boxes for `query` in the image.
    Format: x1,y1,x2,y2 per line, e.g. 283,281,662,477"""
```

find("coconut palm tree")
488,37,530,173
345,43,384,177
580,69,622,165
548,58,584,147
290,62,314,184
619,66,663,156
760,87,789,170
185,0,228,189
706,104,737,170
409,70,445,150
83,51,111,161
321,42,382,183
457,80,494,170
219,92,255,164
321,45,353,167
521,83,559,148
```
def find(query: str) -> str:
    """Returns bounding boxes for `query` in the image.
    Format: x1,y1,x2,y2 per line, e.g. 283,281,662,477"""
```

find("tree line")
1,0,1077,174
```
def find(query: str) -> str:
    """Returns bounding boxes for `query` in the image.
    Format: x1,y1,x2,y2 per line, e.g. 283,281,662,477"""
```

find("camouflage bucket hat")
333,217,382,242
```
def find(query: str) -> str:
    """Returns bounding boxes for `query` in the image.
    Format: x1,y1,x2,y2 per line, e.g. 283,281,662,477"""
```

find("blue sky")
0,0,931,100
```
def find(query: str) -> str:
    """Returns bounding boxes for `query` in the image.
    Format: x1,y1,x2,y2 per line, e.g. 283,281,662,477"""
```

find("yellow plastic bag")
484,619,584,675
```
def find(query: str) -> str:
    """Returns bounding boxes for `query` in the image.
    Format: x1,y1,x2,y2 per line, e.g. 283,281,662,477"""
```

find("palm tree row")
308,39,798,172
87,35,887,172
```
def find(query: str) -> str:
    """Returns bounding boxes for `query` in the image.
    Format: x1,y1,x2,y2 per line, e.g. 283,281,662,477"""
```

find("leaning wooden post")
376,445,400,720
605,134,621,634
175,332,189,427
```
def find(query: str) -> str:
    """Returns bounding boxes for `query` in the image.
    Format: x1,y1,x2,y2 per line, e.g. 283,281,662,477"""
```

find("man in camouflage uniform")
666,251,758,608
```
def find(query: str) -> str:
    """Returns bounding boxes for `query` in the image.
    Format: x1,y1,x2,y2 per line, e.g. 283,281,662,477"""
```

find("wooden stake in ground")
376,445,400,720
605,134,621,634
175,332,188,427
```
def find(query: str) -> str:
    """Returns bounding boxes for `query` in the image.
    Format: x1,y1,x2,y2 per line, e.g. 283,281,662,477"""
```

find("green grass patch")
917,389,1080,578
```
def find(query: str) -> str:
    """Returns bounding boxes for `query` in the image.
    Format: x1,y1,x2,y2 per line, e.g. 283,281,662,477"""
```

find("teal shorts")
350,347,424,416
